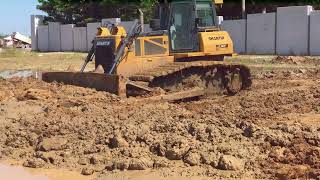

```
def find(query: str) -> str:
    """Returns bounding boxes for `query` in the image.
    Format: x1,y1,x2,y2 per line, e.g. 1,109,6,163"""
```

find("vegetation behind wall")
37,0,320,24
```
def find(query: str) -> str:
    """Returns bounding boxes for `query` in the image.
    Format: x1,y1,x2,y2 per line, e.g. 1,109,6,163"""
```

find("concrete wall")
31,15,44,51
33,6,320,55
73,27,87,52
37,26,49,52
221,19,246,54
143,24,152,33
60,24,74,51
102,18,121,26
276,6,313,55
119,21,135,33
87,22,101,51
48,22,61,51
246,13,276,54
310,11,320,55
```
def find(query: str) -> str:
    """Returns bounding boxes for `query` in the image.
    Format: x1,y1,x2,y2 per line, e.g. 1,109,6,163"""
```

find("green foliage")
0,48,37,58
37,0,158,26
37,0,320,25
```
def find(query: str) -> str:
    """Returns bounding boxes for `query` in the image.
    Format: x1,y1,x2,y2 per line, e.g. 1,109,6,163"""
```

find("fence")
31,17,151,52
221,5,320,56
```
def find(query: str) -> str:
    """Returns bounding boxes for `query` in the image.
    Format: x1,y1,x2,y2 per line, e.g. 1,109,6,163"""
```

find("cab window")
196,3,215,27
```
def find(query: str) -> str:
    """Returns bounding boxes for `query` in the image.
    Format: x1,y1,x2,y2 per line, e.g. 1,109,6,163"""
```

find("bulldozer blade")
40,72,126,97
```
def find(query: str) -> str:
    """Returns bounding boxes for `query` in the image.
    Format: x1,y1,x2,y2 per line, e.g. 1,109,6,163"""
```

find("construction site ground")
0,51,320,179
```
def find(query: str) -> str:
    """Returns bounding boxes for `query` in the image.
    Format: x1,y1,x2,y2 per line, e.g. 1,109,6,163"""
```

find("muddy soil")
0,69,319,179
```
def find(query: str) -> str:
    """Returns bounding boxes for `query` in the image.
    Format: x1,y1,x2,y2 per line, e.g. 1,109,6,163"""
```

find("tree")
37,0,320,24
219,0,320,19
37,0,157,26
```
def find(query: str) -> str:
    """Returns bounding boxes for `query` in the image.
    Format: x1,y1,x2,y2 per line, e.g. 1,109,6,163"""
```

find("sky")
0,0,47,36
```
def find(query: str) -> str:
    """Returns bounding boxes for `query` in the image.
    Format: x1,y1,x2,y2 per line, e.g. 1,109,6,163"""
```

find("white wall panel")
310,10,320,55
247,13,276,54
221,20,246,54
31,15,44,51
276,6,313,55
48,22,61,51
87,22,101,51
61,24,75,51
37,25,49,52
73,27,87,52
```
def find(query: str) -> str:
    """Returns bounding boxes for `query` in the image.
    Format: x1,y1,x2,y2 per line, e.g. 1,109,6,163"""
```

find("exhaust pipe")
138,9,144,32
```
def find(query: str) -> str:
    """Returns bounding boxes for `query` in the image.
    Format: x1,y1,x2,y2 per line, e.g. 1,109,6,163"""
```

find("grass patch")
0,49,91,71
0,48,37,58
0,51,318,73
226,55,320,75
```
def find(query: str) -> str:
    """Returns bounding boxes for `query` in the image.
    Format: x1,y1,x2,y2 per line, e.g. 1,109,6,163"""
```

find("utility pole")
242,0,246,19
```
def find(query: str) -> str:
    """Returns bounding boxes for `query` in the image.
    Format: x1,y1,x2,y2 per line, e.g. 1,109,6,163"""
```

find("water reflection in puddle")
0,70,40,79
0,163,91,180
0,164,49,180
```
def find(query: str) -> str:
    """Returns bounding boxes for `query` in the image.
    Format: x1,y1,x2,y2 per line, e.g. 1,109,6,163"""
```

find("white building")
3,32,31,48
3,36,13,47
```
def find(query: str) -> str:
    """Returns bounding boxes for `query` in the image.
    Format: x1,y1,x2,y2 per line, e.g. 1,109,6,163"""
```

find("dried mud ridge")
272,56,320,65
0,70,319,179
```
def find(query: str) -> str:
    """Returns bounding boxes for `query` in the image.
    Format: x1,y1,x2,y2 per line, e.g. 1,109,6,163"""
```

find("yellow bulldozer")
42,0,251,100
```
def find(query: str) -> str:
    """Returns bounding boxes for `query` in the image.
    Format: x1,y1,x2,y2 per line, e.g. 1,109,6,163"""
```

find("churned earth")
0,56,319,179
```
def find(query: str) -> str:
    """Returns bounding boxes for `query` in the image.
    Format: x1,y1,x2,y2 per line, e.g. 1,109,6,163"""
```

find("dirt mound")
272,56,320,65
255,68,320,79
272,56,307,64
0,73,319,179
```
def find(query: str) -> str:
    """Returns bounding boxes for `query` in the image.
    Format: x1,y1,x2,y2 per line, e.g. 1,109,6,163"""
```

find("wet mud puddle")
0,163,92,180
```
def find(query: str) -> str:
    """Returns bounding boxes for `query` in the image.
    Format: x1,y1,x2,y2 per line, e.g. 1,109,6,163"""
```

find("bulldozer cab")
159,0,218,53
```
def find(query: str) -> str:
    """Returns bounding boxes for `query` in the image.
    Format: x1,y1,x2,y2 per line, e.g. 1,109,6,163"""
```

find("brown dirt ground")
0,55,320,179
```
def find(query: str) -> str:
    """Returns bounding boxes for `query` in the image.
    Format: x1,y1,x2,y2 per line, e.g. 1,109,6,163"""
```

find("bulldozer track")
128,61,252,96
